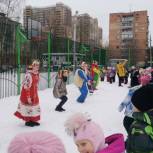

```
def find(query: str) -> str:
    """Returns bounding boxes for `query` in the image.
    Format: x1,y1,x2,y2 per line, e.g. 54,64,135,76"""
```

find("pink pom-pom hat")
65,113,105,153
8,131,66,153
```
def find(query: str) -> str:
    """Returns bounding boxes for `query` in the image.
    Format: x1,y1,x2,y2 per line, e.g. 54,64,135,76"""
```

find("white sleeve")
22,73,32,89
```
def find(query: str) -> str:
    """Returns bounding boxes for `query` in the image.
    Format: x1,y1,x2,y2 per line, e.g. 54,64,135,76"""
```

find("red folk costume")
14,62,40,122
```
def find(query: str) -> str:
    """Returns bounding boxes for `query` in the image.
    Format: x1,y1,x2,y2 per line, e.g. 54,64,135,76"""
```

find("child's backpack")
126,113,153,153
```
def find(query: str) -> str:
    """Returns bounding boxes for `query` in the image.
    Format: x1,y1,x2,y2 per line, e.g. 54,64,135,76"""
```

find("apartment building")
72,13,102,47
23,3,72,38
109,10,148,65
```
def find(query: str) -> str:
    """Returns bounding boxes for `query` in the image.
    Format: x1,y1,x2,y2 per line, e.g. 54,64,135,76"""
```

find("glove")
118,103,125,112
27,97,32,105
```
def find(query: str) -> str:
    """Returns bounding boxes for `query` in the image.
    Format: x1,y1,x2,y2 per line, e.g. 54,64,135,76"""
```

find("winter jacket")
116,62,126,77
118,85,142,117
130,70,140,87
126,110,153,153
74,69,88,88
53,78,67,98
97,133,125,153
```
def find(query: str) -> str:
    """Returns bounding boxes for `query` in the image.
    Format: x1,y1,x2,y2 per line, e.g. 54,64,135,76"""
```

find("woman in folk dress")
14,60,41,127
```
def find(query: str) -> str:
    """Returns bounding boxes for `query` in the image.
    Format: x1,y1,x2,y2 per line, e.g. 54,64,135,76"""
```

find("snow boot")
25,121,35,127
55,106,65,112
33,122,40,126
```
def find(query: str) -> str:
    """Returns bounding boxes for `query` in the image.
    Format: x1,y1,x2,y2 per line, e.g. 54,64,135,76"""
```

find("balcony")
121,16,134,22
121,21,133,29
121,33,134,40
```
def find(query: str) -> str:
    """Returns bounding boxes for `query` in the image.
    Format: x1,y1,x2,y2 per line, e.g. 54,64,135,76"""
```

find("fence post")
99,48,101,65
16,26,21,94
47,32,51,88
67,38,70,64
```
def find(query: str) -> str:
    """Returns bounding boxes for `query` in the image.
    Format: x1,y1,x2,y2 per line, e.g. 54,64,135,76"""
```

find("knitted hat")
131,84,153,112
8,131,66,153
140,75,151,86
65,113,105,153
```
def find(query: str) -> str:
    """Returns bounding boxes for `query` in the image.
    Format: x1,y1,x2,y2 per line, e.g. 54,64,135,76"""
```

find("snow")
0,80,129,153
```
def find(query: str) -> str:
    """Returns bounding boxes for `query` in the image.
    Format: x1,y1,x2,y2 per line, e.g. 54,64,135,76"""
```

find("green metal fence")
0,19,106,99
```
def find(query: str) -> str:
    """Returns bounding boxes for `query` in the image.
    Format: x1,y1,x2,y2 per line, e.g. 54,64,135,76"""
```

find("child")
109,67,116,84
118,74,151,133
8,131,66,153
126,84,153,153
74,62,88,103
53,69,68,112
118,85,141,133
14,60,41,127
100,68,105,82
92,61,100,89
64,113,125,153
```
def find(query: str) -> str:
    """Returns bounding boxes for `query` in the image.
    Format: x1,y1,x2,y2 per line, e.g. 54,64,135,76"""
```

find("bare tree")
0,0,25,20
44,10,55,35
0,0,25,56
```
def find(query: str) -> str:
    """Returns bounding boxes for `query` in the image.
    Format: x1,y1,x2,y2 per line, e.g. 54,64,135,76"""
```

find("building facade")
23,3,72,38
23,3,103,65
109,10,149,66
72,13,102,47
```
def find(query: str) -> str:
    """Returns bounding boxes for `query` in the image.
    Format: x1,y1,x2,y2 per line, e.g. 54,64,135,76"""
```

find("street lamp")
73,11,78,73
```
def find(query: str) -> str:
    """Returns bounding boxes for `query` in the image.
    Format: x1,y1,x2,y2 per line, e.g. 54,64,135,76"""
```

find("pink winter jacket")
96,133,125,153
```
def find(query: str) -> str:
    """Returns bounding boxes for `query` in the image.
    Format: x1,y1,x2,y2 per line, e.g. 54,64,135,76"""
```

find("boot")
25,121,40,127
33,122,40,126
55,106,65,112
25,121,35,127
55,96,67,112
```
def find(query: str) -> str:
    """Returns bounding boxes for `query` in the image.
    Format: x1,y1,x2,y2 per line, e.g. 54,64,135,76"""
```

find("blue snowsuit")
77,69,88,103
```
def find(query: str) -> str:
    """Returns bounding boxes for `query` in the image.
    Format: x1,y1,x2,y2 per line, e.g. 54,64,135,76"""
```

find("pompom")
64,112,91,136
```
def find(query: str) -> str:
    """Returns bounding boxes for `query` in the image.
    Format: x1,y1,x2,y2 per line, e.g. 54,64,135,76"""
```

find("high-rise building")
98,27,103,47
72,13,102,47
109,10,149,65
23,3,72,38
90,18,98,46
54,3,72,38
78,14,91,45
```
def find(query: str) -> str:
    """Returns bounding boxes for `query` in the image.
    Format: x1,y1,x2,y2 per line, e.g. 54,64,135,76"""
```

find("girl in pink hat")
14,60,41,127
65,113,125,153
8,131,66,153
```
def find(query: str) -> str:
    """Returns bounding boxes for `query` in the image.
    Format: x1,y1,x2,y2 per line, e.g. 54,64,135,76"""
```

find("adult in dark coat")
130,67,140,87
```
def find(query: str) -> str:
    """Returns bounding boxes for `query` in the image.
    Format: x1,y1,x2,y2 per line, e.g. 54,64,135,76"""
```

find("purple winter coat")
96,133,125,153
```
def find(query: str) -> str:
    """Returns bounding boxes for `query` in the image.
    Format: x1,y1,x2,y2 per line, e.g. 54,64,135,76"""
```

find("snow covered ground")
0,80,129,153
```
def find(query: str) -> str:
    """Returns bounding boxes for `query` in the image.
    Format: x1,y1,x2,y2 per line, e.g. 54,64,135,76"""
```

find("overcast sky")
26,0,153,44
